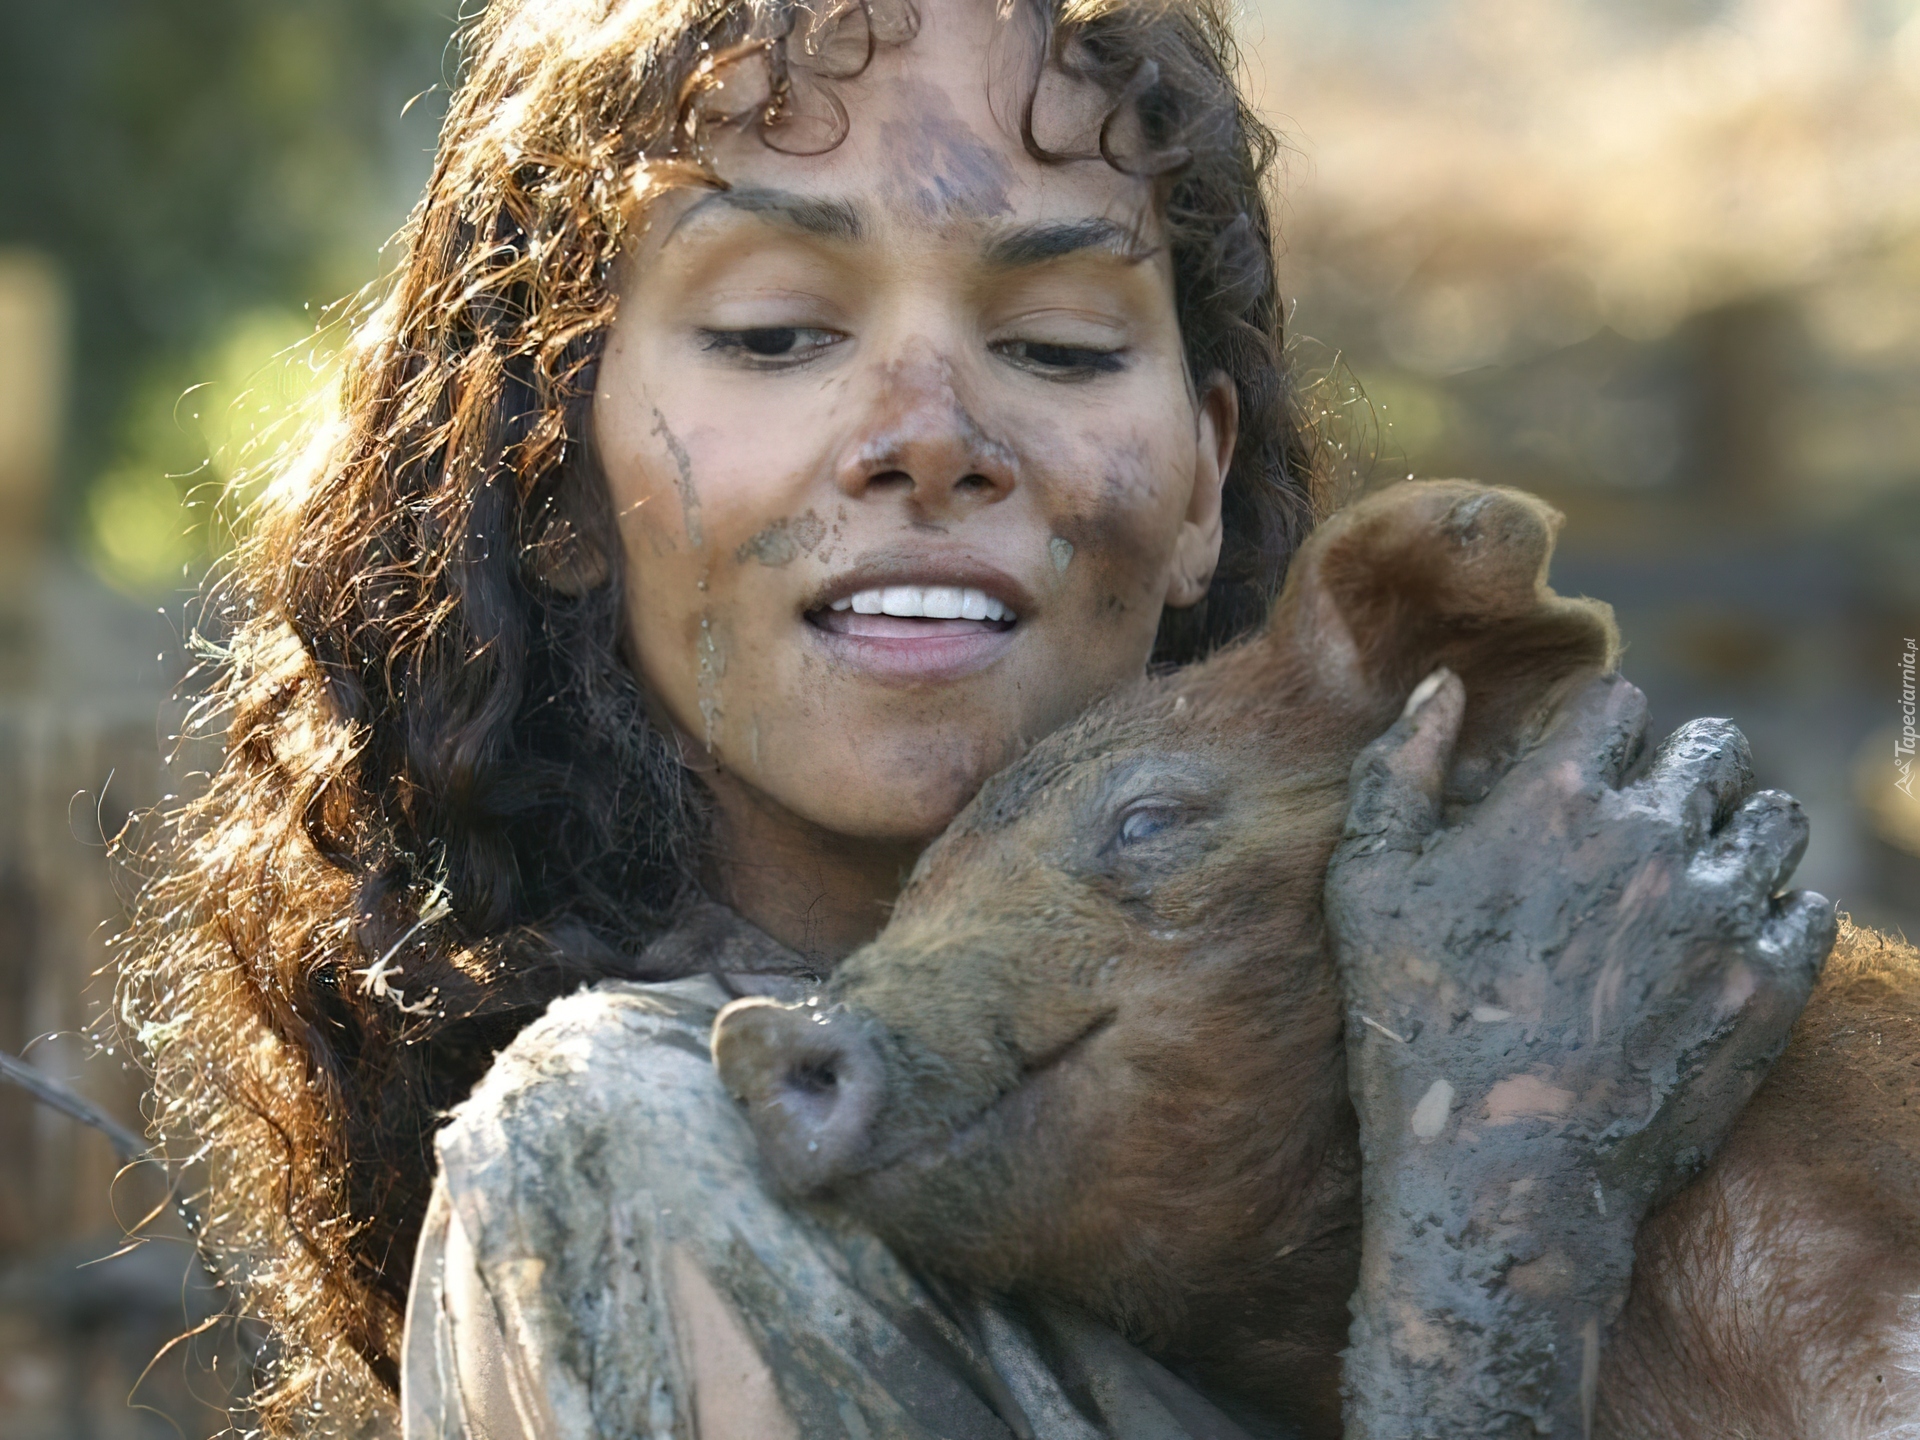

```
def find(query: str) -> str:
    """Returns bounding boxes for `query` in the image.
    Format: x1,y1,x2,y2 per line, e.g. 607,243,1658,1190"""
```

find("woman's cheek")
1044,425,1189,628
600,397,703,564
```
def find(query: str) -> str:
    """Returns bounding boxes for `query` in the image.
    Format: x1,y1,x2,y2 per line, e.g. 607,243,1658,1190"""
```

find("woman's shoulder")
435,976,725,1217
443,902,811,1174
483,972,727,1091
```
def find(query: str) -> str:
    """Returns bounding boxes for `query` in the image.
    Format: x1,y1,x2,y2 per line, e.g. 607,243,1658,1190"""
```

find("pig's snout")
712,998,885,1194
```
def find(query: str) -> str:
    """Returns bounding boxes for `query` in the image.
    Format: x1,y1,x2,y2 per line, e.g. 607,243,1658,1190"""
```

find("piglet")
713,481,1914,1438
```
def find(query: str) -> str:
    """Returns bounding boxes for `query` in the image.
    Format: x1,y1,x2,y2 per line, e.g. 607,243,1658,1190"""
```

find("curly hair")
116,0,1332,1430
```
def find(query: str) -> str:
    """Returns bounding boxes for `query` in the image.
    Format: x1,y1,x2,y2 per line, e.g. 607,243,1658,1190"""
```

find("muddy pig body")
713,481,1920,1438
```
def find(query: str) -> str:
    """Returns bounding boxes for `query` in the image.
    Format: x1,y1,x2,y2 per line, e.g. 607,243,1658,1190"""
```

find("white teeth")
832,585,1016,622
922,586,962,619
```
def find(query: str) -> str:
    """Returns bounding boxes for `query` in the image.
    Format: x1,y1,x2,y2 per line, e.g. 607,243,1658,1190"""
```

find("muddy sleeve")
401,977,1238,1440
403,1182,545,1440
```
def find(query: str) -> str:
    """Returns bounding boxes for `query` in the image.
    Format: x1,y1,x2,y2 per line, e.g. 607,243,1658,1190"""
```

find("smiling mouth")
863,1010,1115,1181
807,583,1019,643
838,584,1017,622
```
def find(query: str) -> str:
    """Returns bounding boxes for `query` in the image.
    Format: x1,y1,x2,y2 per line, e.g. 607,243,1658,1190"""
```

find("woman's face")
594,0,1234,846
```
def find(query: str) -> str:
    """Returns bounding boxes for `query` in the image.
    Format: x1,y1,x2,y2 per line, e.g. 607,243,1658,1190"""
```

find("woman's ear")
1166,373,1237,609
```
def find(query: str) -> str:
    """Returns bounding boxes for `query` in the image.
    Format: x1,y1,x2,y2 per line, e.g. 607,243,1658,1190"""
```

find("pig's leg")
1325,671,1835,1440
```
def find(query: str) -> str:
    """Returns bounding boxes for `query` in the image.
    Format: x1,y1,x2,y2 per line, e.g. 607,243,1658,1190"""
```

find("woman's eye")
995,339,1127,377
701,327,841,365
1119,805,1180,846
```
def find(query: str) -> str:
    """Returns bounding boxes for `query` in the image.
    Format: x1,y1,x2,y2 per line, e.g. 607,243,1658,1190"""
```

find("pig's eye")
1118,804,1181,846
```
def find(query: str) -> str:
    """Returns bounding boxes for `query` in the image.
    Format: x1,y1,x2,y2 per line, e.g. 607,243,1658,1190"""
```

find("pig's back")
1598,921,1920,1438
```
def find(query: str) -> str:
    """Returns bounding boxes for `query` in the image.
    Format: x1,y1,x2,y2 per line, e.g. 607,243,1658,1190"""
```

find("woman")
118,0,1830,1434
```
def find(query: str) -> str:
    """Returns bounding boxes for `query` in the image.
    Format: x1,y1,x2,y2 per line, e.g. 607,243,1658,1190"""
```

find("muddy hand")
1334,667,1834,1202
1326,668,1836,1440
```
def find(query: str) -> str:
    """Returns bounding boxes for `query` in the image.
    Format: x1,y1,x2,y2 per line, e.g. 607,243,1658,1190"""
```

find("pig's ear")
1263,480,1620,802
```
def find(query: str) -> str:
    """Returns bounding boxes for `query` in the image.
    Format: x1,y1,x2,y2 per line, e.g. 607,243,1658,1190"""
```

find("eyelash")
699,327,842,367
698,328,1128,379
993,340,1128,378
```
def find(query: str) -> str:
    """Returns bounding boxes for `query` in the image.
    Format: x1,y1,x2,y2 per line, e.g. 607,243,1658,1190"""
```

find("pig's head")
711,481,1618,1428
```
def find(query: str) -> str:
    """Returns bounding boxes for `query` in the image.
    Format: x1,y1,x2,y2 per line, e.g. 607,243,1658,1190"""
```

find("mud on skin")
590,0,1240,898
714,481,1920,1439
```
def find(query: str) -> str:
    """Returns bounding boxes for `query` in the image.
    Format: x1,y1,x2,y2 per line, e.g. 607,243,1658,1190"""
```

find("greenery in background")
85,310,337,588
1,0,454,594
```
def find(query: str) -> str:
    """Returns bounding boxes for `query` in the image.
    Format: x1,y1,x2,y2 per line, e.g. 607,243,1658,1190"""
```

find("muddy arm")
1326,671,1835,1440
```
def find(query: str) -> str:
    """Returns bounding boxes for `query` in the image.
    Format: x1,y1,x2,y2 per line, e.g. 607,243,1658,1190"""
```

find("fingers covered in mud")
1328,683,1833,1168
1697,789,1809,907
1684,785,1835,987
1337,666,1466,860
1761,884,1840,981
1634,716,1756,845
1501,671,1651,799
1688,782,1836,1034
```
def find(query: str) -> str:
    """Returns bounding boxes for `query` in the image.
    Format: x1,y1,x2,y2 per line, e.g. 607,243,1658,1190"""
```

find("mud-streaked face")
594,0,1235,848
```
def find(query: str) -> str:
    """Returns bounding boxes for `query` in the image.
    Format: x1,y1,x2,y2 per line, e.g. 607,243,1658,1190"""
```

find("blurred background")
0,0,1915,1432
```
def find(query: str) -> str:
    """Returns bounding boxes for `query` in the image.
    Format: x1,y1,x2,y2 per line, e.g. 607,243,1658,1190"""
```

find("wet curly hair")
115,0,1333,1429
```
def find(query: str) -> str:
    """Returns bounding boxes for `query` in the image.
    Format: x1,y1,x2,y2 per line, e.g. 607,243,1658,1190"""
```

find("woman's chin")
733,727,1022,845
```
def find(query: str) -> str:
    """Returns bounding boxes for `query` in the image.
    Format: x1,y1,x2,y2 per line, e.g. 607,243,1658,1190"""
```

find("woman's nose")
712,998,886,1196
832,353,1018,517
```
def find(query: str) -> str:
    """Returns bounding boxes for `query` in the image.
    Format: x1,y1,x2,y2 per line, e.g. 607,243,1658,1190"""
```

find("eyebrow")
982,217,1155,269
671,186,866,243
665,190,1154,269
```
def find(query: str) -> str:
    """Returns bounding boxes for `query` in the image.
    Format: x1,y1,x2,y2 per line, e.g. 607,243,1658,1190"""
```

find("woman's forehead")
681,0,1155,239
